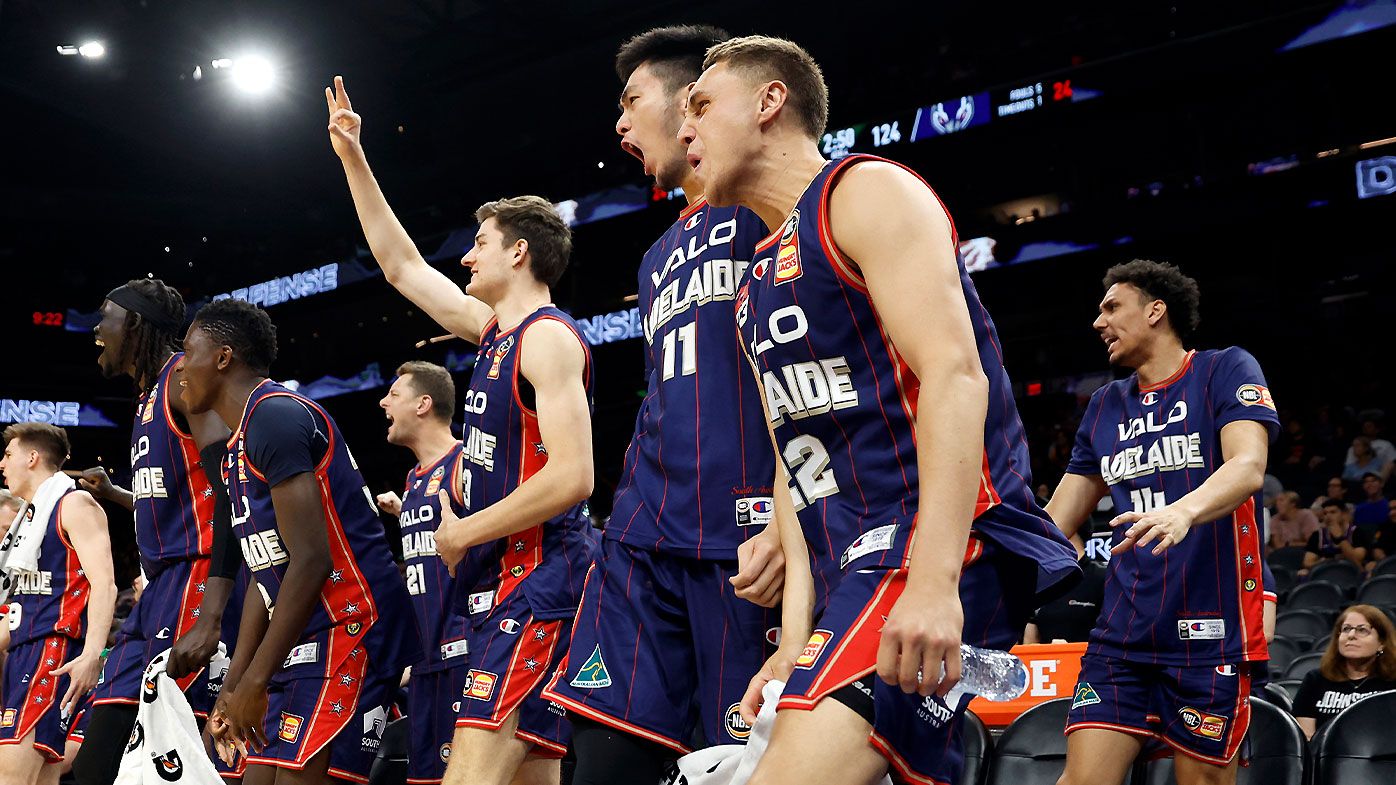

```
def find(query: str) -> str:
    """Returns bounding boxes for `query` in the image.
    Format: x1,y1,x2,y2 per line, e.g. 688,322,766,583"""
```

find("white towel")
672,680,892,785
0,472,74,603
114,648,227,785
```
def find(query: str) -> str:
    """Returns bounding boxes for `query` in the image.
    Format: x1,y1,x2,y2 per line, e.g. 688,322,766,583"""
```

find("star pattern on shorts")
45,658,56,666
202,487,214,499
533,442,547,455
330,701,345,715
1240,525,1251,535
350,647,364,659
339,673,356,687
48,640,60,649
329,570,344,584
533,628,548,642
342,601,360,615
72,589,82,597
76,569,85,577
514,541,526,553
196,582,206,593
1244,555,1255,565
34,695,45,704
191,608,201,618
39,678,49,687
523,658,539,672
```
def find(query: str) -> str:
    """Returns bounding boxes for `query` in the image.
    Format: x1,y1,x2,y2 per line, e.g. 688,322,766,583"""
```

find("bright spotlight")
77,41,105,59
230,56,276,94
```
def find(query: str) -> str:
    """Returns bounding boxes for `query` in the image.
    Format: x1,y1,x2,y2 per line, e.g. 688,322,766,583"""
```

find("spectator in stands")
1269,491,1320,551
1311,476,1350,514
1344,436,1393,483
1303,499,1368,574
1291,604,1396,738
1354,473,1389,527
1022,532,1106,644
1345,418,1396,468
1367,500,1396,567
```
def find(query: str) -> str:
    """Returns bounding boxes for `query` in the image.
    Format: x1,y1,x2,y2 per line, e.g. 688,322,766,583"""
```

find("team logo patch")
425,465,445,496
724,703,752,740
1072,682,1102,709
142,386,159,424
279,712,304,743
735,497,774,527
1141,391,1158,406
773,210,802,285
499,618,521,635
487,335,516,380
795,630,834,669
346,621,362,636
1,708,15,728
153,749,184,782
125,720,145,753
570,644,613,688
1235,384,1275,410
1244,578,1257,592
1179,707,1226,739
440,743,452,763
465,669,497,700
510,565,525,578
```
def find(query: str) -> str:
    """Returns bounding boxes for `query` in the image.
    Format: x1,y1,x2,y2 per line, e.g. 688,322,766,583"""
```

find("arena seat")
1283,581,1344,618
1307,561,1361,596
962,709,994,785
1275,678,1303,703
1139,697,1303,785
1356,575,1396,610
1313,690,1396,785
988,698,1121,785
1269,546,1308,573
1271,565,1297,600
1372,555,1396,579
1274,610,1330,646
1268,637,1301,674
1282,652,1324,681
1312,634,1331,653
368,716,410,785
1262,681,1294,712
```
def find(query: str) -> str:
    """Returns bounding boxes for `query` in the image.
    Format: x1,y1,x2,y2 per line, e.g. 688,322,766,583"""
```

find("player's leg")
408,665,470,784
442,717,532,785
1056,729,1144,785
684,555,778,746
509,753,559,785
70,703,139,783
1060,653,1159,785
567,717,670,785
0,731,49,782
1173,753,1240,785
37,757,64,785
1155,664,1250,785
747,698,888,785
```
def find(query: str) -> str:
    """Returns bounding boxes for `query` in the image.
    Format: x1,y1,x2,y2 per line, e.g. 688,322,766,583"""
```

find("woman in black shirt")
1292,604,1396,737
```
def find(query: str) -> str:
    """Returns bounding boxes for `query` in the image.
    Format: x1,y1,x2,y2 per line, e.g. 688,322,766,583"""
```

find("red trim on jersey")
170,558,212,693
1233,498,1269,661
54,497,90,639
1138,351,1197,393
678,197,708,221
0,636,69,761
510,314,593,417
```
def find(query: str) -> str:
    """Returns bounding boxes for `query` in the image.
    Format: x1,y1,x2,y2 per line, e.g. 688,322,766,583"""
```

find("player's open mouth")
687,153,702,172
620,139,645,166
94,337,105,347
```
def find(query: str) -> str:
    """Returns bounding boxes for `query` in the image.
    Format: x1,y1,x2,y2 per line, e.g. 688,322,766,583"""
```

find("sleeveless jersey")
734,155,1078,613
1066,347,1280,666
606,201,776,559
228,381,420,673
453,306,596,622
399,443,470,672
7,488,90,647
131,353,215,576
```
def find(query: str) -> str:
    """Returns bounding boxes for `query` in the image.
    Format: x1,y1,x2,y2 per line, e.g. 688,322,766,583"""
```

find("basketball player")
678,36,1079,785
70,278,242,785
327,80,595,785
1046,261,1275,785
0,423,117,784
177,299,421,783
373,361,471,784
540,26,783,784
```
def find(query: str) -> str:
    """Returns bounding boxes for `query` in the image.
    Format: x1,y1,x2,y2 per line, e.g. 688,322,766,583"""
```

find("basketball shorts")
407,665,470,783
0,634,80,761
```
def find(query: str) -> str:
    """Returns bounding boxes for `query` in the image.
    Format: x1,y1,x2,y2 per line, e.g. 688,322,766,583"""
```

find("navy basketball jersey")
399,443,470,672
227,381,420,672
735,155,1077,611
1066,347,1280,666
6,489,90,647
607,200,776,559
130,353,215,576
453,306,596,622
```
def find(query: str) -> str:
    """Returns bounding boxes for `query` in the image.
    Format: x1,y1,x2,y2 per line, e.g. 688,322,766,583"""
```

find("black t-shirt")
1369,521,1396,560
244,395,331,486
1291,670,1396,730
1030,557,1107,643
1305,525,1370,559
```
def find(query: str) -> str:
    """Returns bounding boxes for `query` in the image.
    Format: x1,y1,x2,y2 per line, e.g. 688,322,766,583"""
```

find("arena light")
228,55,277,94
57,41,106,58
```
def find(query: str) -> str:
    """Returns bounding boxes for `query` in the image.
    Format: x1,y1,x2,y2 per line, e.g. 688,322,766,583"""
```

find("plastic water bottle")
949,644,1028,702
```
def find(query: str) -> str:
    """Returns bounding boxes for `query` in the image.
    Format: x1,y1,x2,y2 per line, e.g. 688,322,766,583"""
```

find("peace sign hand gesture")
326,75,363,159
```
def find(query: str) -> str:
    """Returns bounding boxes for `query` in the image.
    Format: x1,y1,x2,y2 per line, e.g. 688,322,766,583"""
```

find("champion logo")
684,211,704,231
1141,391,1158,405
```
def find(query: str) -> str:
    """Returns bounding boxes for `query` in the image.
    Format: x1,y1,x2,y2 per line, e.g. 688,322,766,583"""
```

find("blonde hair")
702,35,829,140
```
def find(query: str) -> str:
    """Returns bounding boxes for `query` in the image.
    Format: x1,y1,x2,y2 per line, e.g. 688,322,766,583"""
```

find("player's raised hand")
1110,505,1192,556
66,466,115,500
326,75,363,159
376,490,403,517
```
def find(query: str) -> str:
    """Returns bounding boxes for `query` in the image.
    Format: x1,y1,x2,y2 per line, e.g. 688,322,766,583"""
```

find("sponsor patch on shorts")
440,639,468,660
278,713,304,743
840,524,897,569
1179,707,1227,739
724,703,752,740
465,670,497,701
283,642,319,667
795,630,834,669
467,591,494,615
1072,682,1102,709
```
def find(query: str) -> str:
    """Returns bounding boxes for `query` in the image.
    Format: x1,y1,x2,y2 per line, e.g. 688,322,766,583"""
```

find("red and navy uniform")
735,155,1077,785
229,381,421,783
1063,347,1279,764
399,444,471,784
93,353,228,714
545,201,777,750
450,307,595,757
0,489,90,760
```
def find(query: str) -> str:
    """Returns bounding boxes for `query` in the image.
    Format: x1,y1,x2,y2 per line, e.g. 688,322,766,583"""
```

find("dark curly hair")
1103,259,1201,341
113,278,187,392
616,24,731,92
192,298,278,375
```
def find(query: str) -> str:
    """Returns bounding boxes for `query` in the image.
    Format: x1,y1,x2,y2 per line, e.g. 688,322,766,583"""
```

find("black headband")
105,284,184,333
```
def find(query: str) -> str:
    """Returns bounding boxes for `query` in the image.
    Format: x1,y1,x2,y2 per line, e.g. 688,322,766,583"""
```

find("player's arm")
829,161,987,697
1046,473,1109,540
434,321,592,567
210,579,272,759
67,466,134,511
52,491,117,715
1111,420,1269,555
325,76,492,343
